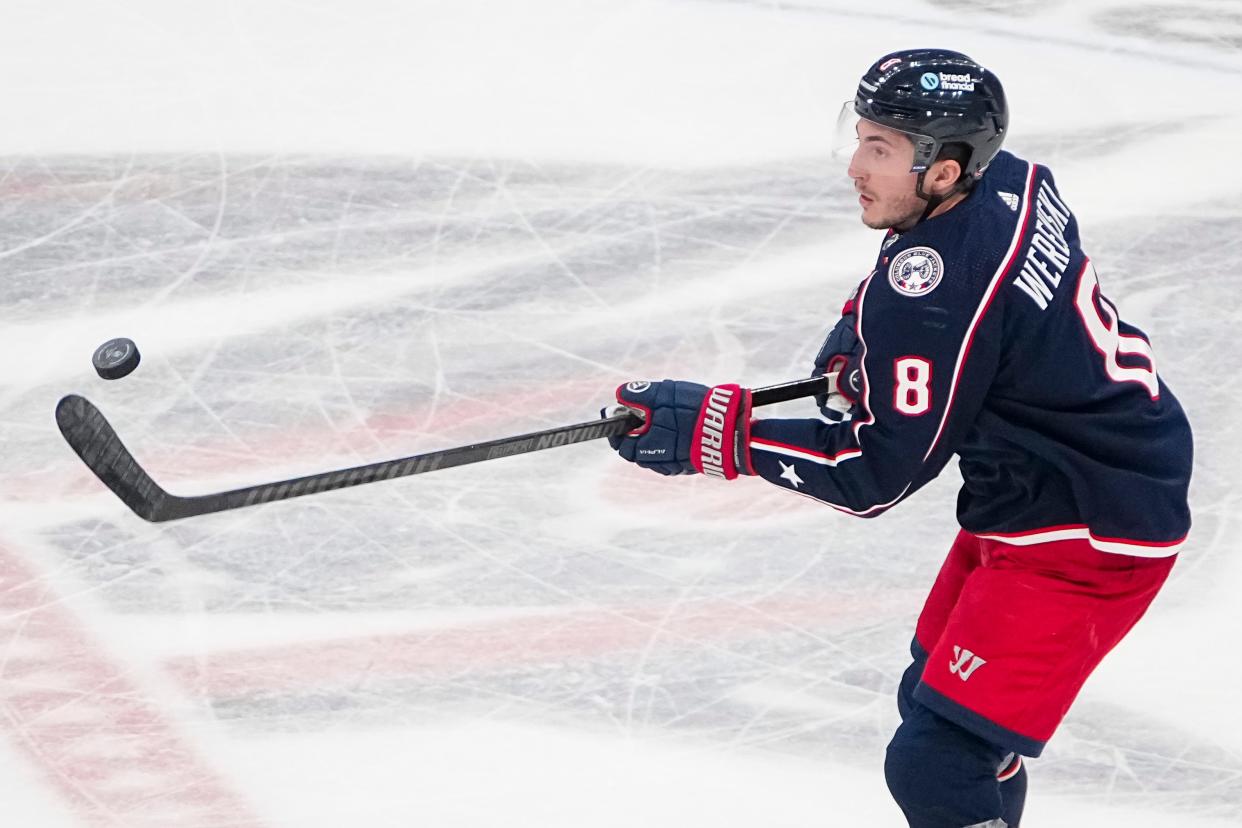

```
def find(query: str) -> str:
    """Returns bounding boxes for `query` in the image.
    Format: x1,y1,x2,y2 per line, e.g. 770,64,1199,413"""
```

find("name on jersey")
1013,180,1073,310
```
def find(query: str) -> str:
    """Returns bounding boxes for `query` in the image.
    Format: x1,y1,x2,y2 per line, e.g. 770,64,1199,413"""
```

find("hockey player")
605,49,1192,827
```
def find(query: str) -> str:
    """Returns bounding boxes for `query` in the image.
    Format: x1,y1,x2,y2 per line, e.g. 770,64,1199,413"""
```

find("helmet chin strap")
915,171,949,223
889,168,974,233
913,170,972,225
889,172,947,233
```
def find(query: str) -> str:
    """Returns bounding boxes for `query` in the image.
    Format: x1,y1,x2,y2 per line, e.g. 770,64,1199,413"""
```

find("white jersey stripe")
976,527,1184,558
751,438,860,466
807,270,914,516
922,162,1036,463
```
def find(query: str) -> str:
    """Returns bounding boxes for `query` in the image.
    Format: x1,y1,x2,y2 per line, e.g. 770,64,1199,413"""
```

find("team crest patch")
888,247,944,297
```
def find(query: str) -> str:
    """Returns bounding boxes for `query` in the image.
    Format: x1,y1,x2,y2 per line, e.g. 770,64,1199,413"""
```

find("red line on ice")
0,542,268,827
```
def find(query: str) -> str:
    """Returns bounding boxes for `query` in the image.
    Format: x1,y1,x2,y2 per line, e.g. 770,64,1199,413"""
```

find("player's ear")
930,158,962,196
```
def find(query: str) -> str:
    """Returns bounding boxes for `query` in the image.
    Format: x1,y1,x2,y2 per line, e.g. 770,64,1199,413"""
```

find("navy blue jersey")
748,150,1192,556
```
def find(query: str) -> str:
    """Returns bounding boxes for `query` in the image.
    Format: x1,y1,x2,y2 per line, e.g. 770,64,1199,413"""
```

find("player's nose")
846,150,866,183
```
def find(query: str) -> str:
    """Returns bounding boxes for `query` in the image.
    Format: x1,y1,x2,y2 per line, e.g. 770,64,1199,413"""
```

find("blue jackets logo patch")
888,247,944,297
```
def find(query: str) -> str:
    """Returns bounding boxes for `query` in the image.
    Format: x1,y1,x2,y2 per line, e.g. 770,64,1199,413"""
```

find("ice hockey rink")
2,0,1240,825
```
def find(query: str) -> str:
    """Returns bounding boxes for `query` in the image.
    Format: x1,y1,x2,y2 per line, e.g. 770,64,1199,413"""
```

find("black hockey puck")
92,337,141,380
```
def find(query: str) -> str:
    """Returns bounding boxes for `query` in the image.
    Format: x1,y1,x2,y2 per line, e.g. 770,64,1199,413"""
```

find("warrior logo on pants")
949,646,987,681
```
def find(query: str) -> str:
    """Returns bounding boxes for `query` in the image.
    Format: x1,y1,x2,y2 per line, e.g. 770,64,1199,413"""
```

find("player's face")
847,120,925,231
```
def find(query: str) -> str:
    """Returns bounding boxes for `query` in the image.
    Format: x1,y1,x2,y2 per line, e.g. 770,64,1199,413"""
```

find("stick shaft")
56,374,831,522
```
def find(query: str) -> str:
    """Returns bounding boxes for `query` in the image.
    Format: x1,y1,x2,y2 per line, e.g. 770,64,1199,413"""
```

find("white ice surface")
2,1,1241,826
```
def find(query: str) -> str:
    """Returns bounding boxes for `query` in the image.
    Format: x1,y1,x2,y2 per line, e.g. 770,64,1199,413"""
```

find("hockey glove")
811,298,863,421
608,380,754,479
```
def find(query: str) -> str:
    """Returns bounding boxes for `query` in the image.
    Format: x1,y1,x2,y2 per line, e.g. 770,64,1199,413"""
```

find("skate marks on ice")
708,0,1242,74
930,0,1242,52
0,542,268,828
1,148,1238,824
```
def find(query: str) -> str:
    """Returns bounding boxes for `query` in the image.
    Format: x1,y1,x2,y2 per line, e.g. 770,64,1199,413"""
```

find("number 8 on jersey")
894,356,933,416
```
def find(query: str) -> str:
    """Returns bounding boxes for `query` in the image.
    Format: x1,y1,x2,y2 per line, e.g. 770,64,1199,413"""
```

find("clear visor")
831,100,939,173
830,101,862,163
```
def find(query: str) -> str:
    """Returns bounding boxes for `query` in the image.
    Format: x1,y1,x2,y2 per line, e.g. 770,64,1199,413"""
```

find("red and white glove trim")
690,384,754,479
614,382,653,437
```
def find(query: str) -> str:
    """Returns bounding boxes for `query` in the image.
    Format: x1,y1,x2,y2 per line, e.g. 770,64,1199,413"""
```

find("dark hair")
935,142,975,188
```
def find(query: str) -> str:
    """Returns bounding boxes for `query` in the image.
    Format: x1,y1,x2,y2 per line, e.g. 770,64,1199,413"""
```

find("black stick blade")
55,395,171,522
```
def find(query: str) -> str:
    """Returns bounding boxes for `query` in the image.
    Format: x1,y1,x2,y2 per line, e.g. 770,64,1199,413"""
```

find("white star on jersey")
778,460,804,489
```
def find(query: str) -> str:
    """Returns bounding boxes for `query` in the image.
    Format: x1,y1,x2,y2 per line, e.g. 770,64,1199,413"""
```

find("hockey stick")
55,374,832,523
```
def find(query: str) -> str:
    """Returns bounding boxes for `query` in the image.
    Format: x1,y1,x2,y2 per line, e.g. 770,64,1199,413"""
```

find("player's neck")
927,190,969,221
892,190,970,233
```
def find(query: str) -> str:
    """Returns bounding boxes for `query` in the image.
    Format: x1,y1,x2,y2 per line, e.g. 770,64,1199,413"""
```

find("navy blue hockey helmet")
853,49,1008,186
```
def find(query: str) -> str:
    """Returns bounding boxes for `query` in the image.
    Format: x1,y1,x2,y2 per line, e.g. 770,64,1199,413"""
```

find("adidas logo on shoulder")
997,191,1020,212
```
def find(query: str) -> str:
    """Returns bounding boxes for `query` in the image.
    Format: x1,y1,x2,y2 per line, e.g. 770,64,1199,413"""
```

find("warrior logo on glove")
607,380,754,479
696,386,740,478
